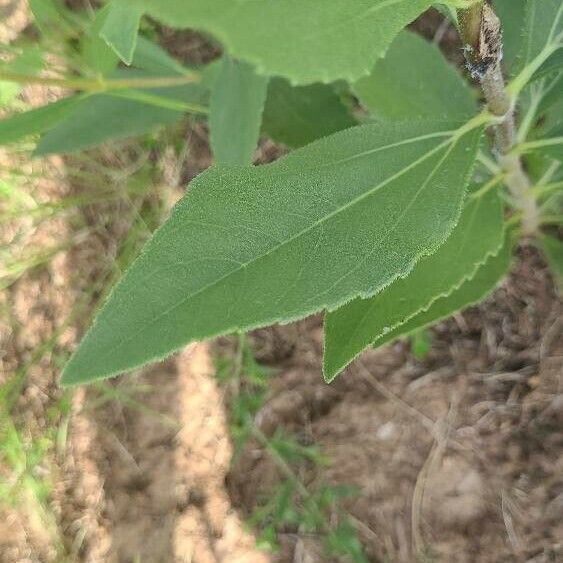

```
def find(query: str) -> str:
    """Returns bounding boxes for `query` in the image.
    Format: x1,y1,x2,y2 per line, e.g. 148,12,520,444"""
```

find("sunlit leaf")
61,119,483,385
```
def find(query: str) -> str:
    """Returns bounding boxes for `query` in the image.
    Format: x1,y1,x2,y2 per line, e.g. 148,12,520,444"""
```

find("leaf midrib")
92,130,461,365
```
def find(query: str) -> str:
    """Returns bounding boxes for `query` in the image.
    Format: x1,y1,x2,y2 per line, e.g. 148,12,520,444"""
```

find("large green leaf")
352,30,476,120
262,79,356,148
100,1,144,65
323,186,504,380
61,119,483,385
359,237,512,357
209,56,269,165
130,0,435,84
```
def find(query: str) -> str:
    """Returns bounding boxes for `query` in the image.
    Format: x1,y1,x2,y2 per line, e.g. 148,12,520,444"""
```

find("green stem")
0,70,200,92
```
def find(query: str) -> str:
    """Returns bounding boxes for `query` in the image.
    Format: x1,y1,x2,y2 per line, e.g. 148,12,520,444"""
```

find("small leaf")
209,56,268,165
131,0,435,84
0,97,80,145
541,234,563,291
100,1,144,65
34,70,208,155
81,5,120,75
131,36,192,76
323,186,504,380
262,78,356,148
352,30,476,120
61,119,483,386
363,236,512,354
33,94,181,155
514,0,563,75
493,0,527,75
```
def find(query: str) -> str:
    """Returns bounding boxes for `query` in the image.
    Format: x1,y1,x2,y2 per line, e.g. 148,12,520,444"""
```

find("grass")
214,336,368,562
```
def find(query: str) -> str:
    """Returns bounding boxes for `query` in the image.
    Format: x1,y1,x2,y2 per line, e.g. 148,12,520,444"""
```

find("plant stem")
0,70,200,93
458,2,539,235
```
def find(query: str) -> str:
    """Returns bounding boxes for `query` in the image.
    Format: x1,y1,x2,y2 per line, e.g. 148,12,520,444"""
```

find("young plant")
0,1,561,386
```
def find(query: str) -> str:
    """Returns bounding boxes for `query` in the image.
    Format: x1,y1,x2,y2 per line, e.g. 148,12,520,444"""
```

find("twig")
458,1,539,235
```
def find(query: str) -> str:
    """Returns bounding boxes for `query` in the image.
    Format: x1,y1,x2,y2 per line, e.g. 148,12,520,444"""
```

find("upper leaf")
209,56,269,165
61,119,483,385
130,0,434,84
323,185,504,380
353,30,476,120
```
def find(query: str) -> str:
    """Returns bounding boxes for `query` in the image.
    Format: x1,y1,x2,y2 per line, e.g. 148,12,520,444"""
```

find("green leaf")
33,70,209,155
81,5,120,76
493,0,527,75
100,1,144,65
209,56,268,165
362,236,512,356
541,234,563,291
131,36,191,76
131,0,435,84
61,119,483,386
515,0,563,75
323,186,504,380
262,78,356,148
0,97,80,145
352,30,476,121
33,94,183,155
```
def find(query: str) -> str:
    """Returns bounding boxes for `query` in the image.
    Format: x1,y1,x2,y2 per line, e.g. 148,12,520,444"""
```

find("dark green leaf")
61,119,483,385
209,56,268,165
352,30,476,120
323,187,504,380
262,79,356,148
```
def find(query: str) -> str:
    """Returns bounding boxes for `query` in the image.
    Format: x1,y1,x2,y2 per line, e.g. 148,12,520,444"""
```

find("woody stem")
458,2,538,235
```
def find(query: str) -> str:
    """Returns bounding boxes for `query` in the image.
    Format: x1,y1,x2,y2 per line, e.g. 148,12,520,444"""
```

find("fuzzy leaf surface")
323,187,504,380
262,79,356,148
361,237,512,356
352,30,476,120
61,120,482,385
210,57,268,165
130,0,433,84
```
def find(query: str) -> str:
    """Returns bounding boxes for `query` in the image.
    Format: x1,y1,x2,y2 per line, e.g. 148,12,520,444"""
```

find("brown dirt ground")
1,3,562,563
